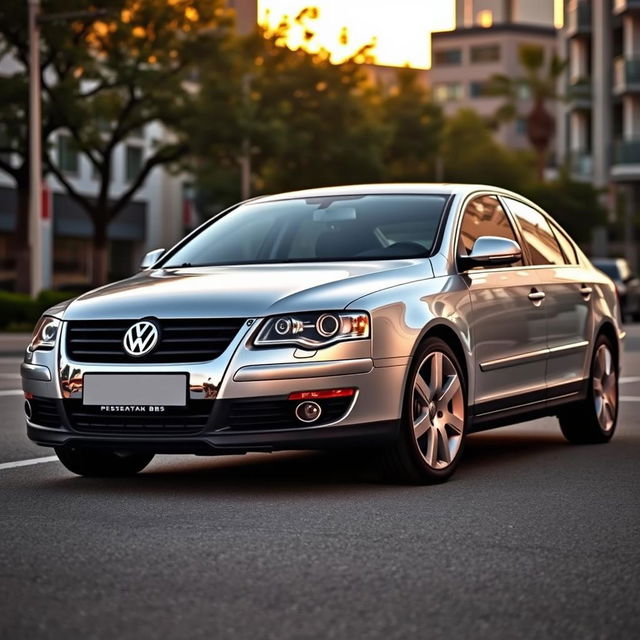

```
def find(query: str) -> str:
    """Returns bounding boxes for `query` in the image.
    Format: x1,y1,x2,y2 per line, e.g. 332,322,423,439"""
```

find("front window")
162,194,449,267
458,195,522,268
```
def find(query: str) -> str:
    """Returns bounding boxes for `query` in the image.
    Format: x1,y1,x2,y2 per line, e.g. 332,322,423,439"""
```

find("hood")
62,261,433,321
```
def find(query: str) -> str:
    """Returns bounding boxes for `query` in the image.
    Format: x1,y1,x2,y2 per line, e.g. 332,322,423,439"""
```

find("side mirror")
461,236,522,269
140,248,165,270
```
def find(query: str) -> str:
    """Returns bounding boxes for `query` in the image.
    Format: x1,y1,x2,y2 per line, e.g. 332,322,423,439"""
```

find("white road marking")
621,396,640,402
0,390,23,397
620,377,640,384
0,456,58,471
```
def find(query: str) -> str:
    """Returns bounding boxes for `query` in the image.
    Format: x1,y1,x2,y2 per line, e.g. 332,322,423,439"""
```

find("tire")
55,447,154,477
382,337,467,484
558,335,618,444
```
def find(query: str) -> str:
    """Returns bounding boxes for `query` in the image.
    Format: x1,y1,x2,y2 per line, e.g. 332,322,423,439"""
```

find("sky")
257,0,456,69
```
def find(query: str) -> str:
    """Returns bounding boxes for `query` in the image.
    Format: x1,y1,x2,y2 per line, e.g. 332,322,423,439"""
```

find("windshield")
163,194,449,267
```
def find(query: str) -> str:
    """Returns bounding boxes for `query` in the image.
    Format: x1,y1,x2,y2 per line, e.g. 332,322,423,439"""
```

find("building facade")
557,0,639,266
455,0,556,28
430,23,557,149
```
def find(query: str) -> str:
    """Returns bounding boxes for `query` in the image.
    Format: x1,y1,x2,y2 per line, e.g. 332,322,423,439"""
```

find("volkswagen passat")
22,184,624,483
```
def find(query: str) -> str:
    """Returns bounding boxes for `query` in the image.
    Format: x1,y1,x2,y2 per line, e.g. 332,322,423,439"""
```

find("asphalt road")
1,329,639,639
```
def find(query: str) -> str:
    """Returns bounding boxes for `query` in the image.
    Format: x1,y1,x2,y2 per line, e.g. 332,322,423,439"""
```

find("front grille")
64,399,214,436
29,397,62,428
221,396,353,432
66,318,246,363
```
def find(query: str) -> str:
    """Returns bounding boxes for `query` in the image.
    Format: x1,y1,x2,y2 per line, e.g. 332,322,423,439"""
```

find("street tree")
485,43,566,181
441,109,533,189
381,67,443,182
0,0,234,288
189,20,387,210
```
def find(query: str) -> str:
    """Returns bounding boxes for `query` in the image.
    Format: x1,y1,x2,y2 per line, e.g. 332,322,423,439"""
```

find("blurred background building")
430,22,556,149
557,0,639,265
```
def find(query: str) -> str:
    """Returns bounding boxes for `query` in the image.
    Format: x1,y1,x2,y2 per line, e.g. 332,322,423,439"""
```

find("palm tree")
485,44,566,181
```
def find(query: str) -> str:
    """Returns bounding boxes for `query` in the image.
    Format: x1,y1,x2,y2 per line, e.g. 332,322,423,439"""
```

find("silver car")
22,184,624,483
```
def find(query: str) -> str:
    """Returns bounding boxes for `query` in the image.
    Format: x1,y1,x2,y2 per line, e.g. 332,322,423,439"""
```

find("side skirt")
468,379,588,433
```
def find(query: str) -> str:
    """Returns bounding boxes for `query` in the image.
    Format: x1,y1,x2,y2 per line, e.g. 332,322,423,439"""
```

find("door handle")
528,289,546,302
579,284,593,299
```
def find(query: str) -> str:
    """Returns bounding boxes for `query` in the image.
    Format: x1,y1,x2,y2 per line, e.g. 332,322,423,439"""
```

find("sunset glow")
258,0,456,69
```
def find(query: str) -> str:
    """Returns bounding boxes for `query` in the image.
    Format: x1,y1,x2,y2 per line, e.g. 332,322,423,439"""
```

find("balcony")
568,78,592,109
614,138,640,163
568,150,593,180
566,1,592,37
614,56,640,94
614,0,640,15
612,138,640,180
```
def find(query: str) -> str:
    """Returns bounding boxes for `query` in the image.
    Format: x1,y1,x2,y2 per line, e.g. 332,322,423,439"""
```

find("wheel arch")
594,320,621,370
411,321,470,393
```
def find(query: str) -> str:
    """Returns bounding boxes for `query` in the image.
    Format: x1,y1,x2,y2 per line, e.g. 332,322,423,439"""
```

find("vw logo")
123,320,159,357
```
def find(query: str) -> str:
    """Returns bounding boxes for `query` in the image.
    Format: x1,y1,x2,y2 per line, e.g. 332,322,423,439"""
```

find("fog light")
24,400,32,420
295,401,322,423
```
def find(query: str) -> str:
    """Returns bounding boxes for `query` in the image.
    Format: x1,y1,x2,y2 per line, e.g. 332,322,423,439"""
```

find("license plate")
83,374,187,407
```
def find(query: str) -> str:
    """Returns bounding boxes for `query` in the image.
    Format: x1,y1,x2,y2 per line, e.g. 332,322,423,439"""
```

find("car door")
457,194,548,414
501,197,592,400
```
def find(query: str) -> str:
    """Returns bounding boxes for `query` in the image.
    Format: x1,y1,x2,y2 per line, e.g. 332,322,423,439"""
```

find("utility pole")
28,0,43,297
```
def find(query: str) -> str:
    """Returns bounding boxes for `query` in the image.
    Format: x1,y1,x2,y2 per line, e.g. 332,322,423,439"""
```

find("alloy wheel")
592,344,617,433
412,351,464,469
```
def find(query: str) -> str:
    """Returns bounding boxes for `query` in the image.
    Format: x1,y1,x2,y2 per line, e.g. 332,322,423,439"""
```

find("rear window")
163,194,449,267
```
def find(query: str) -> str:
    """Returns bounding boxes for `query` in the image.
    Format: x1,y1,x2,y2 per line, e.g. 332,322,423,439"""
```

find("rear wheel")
558,336,618,444
383,337,467,484
55,447,154,477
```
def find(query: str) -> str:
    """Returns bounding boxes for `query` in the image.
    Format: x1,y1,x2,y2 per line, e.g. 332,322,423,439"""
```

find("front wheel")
55,447,154,477
383,337,467,484
558,336,618,444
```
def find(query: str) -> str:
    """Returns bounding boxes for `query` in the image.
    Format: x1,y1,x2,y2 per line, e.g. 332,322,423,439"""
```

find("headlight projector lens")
275,317,292,335
316,313,340,338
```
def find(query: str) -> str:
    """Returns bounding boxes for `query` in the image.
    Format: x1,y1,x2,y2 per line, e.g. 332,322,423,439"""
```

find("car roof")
248,183,527,204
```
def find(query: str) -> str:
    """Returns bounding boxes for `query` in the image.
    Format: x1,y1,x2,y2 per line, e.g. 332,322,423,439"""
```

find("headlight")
255,311,370,348
29,316,61,351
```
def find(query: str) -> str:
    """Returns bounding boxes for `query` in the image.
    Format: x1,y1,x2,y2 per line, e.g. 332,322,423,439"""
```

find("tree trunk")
14,181,31,294
527,98,554,183
91,216,109,288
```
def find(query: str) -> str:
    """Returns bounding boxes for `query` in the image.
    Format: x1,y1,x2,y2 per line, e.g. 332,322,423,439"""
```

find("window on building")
433,48,462,66
470,44,500,63
469,81,489,98
504,198,565,266
434,83,464,102
125,145,143,182
57,135,79,174
458,195,522,268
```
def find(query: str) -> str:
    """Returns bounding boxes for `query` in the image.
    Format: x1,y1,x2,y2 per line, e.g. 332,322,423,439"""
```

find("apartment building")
431,22,557,149
455,0,556,28
557,0,639,265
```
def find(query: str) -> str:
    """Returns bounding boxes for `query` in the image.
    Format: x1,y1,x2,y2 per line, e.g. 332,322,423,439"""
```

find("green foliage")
440,109,534,189
521,177,607,244
0,290,76,330
188,25,388,210
382,68,444,182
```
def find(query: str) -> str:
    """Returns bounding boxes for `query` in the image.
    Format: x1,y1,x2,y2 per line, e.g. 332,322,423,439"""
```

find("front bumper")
22,321,406,454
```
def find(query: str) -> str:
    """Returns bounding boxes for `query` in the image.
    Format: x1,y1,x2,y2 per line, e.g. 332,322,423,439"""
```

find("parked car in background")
592,258,640,321
22,184,624,484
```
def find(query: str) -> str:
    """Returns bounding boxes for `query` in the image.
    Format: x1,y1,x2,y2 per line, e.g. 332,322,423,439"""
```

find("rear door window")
503,198,565,266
